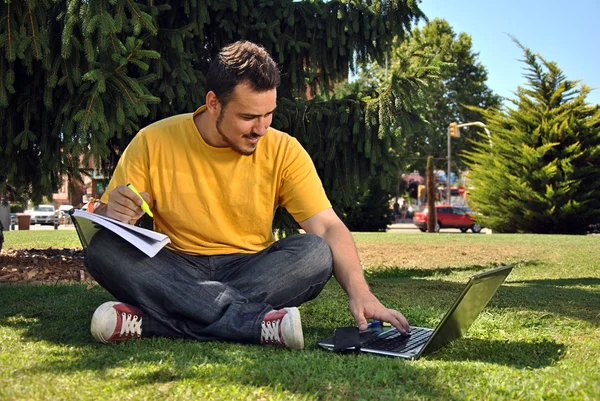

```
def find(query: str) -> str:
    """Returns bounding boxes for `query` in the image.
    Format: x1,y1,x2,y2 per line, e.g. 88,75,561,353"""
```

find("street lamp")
446,121,491,204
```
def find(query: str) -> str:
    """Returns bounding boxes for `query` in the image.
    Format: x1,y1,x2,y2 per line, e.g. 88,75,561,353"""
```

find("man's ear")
205,91,221,116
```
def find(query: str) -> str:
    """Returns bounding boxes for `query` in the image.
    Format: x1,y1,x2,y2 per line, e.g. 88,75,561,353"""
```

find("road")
387,222,493,234
10,223,76,231
12,222,492,234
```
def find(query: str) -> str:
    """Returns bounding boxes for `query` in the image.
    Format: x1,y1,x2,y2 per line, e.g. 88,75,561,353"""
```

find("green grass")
1,232,599,400
2,230,81,249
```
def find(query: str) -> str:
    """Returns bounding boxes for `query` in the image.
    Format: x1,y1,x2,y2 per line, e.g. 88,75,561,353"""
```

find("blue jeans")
84,229,333,344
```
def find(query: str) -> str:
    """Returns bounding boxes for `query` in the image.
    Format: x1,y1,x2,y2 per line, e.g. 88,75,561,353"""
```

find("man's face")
215,82,277,156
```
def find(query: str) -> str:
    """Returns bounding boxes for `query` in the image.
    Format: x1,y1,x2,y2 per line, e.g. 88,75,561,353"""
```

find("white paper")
72,209,171,258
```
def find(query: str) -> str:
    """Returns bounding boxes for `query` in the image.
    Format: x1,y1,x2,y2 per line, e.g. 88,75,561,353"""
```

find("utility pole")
447,122,459,205
446,121,491,204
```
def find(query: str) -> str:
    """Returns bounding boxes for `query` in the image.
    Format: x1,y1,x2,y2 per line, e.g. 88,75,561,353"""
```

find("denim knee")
291,233,333,278
83,230,108,276
84,229,133,280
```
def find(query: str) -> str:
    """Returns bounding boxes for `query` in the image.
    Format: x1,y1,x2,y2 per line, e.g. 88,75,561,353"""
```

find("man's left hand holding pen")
92,184,153,224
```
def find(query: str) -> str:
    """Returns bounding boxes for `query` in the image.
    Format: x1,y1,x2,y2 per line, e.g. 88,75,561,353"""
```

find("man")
85,40,409,350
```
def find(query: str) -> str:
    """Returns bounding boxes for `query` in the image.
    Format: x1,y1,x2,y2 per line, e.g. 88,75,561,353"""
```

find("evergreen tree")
357,19,501,175
463,44,600,234
1,0,162,202
338,183,393,232
0,0,427,219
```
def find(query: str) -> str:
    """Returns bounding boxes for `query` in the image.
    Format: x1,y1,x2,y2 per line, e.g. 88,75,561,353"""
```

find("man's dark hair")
206,40,280,107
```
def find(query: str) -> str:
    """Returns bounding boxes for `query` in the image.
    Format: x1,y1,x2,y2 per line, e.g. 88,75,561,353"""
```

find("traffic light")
449,122,460,138
417,185,425,200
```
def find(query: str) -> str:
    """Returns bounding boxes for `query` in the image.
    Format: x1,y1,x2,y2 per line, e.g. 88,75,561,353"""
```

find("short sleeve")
278,139,332,222
100,131,152,206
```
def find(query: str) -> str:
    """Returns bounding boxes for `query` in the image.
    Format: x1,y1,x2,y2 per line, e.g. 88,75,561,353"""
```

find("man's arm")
298,208,409,333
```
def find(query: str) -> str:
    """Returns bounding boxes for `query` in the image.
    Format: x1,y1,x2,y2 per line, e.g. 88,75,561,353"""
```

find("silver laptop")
318,265,512,359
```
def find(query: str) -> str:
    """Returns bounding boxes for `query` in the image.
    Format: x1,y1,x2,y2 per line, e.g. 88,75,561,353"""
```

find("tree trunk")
426,156,437,232
0,220,4,252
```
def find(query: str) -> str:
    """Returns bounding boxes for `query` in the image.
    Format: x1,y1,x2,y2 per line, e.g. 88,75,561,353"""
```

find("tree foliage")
463,43,600,234
338,183,393,232
356,19,501,175
0,0,428,216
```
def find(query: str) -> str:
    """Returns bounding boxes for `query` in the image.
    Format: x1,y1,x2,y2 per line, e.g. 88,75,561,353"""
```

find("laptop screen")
423,266,512,354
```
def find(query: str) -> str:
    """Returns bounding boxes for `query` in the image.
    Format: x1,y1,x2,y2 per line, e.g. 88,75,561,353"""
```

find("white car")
26,204,57,225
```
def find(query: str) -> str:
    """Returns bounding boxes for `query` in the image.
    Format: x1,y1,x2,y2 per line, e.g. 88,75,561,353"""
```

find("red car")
413,205,482,233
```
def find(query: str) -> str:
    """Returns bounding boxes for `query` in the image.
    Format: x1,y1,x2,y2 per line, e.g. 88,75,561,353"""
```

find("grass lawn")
1,230,599,400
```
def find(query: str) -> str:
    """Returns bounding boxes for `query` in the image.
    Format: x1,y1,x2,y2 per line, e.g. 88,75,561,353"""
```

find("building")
51,156,106,208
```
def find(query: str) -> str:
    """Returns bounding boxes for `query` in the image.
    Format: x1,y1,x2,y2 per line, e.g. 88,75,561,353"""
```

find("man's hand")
96,185,152,223
349,289,410,334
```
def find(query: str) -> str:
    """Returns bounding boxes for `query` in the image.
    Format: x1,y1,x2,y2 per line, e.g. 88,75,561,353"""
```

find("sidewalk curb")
387,223,416,230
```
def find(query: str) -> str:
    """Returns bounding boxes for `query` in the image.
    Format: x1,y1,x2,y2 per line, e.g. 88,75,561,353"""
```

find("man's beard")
216,110,259,156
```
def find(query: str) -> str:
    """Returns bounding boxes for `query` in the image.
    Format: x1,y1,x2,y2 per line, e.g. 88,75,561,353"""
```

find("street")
387,222,493,234
10,223,76,231
12,222,493,234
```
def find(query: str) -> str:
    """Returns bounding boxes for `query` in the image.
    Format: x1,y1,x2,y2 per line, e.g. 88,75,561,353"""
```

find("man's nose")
253,118,269,136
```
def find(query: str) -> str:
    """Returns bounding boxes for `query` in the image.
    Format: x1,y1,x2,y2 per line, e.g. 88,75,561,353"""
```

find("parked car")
413,205,482,233
25,204,57,225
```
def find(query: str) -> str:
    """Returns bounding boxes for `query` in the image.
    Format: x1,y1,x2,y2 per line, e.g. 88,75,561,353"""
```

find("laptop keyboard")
362,327,431,353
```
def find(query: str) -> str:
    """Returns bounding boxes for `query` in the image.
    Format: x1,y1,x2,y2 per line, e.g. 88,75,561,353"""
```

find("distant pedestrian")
400,202,408,223
393,202,400,223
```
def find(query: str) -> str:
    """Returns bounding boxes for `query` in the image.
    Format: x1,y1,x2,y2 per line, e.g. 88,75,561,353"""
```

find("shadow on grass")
304,325,563,369
513,277,600,287
428,338,564,368
49,342,454,399
364,264,489,279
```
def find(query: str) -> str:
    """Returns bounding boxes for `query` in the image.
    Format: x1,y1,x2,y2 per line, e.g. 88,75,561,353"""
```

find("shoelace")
120,312,142,337
261,320,282,344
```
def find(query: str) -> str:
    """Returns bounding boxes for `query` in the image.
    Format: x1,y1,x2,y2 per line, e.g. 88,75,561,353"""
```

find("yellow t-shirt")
101,106,332,255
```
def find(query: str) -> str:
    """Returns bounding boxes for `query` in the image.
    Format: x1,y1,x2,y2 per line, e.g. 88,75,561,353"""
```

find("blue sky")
418,0,600,105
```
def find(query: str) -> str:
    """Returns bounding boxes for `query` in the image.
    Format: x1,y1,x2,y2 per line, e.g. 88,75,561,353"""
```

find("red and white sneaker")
261,307,304,350
90,301,143,343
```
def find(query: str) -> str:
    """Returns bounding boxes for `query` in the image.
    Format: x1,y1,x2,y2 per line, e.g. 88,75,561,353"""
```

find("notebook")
70,209,170,258
318,265,512,359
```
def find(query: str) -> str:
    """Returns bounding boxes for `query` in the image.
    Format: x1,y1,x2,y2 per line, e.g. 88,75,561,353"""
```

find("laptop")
318,265,512,359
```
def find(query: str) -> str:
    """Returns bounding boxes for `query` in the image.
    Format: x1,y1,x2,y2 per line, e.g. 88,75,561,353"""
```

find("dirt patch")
356,243,539,270
0,248,92,284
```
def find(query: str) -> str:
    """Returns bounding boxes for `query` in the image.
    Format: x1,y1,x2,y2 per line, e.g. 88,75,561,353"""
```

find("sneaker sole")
90,301,119,343
283,307,304,350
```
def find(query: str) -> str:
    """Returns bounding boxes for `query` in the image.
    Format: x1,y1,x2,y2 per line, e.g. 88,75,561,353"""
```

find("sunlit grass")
3,230,81,249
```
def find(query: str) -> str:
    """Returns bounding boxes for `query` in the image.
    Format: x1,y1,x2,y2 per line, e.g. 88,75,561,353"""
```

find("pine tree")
0,0,426,220
337,183,393,232
463,43,600,234
0,0,161,203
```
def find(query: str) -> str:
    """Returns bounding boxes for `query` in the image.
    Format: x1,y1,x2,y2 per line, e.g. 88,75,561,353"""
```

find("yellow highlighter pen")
127,183,154,218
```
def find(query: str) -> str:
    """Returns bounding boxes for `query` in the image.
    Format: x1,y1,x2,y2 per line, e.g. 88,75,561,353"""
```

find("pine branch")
6,2,14,61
